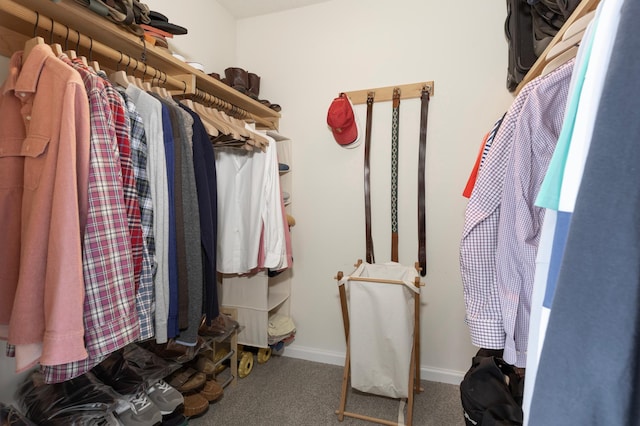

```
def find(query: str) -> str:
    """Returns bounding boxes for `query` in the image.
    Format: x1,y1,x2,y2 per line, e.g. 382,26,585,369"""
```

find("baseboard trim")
282,344,464,386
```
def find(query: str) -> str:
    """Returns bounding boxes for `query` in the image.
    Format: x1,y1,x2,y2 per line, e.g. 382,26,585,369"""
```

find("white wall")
0,0,515,403
145,0,237,75
233,0,515,383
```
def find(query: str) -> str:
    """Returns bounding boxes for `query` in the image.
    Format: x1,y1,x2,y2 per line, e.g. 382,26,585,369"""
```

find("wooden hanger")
234,116,269,150
179,99,220,137
563,10,595,40
78,55,90,68
541,46,578,77
64,48,78,59
24,12,44,61
49,42,64,57
211,108,245,140
197,103,234,136
90,60,101,73
151,71,171,99
23,36,45,61
125,73,144,89
109,70,130,88
219,110,251,138
221,111,269,151
151,85,170,99
142,79,153,92
545,30,584,62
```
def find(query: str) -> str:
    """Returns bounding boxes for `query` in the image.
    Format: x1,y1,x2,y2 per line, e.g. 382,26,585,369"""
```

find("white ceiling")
216,0,331,19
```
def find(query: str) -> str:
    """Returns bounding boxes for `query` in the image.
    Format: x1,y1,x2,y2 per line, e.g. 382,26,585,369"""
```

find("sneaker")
115,392,163,426
146,380,184,416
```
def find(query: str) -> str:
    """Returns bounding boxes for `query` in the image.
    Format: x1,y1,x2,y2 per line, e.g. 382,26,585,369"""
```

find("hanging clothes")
126,85,171,344
0,43,289,383
460,67,555,350
460,56,574,359
526,0,626,423
154,97,202,346
116,85,156,342
0,44,90,371
42,56,140,384
494,58,573,368
179,104,219,323
215,131,284,274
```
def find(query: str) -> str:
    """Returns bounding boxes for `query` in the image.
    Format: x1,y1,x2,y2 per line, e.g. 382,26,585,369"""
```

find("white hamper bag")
340,262,419,399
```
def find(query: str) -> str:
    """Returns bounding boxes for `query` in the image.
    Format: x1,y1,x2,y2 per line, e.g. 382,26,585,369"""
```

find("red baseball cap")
327,93,361,148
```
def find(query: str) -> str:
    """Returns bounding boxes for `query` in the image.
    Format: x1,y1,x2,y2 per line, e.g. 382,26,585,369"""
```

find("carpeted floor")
190,355,465,425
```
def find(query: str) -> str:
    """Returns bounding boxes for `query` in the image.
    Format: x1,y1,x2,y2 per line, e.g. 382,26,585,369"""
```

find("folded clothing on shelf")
268,313,296,337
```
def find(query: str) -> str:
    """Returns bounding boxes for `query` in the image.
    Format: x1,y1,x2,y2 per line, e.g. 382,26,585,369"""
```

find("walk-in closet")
1,0,636,425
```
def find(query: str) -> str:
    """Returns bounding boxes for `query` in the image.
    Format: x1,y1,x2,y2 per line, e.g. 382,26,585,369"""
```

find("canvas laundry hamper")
335,261,422,426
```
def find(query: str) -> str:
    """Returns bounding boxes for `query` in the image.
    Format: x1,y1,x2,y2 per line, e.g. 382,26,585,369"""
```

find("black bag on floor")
460,355,523,426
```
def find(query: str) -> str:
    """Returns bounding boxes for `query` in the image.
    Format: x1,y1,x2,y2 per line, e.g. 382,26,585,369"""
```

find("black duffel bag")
460,354,524,426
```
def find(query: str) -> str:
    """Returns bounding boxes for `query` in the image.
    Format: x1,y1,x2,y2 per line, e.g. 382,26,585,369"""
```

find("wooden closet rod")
343,81,434,105
0,1,270,126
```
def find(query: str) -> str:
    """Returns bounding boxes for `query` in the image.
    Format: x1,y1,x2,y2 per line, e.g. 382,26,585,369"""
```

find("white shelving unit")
221,132,294,349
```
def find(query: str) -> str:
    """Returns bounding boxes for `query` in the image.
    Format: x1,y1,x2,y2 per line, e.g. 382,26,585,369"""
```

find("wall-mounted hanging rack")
0,0,279,129
343,81,434,105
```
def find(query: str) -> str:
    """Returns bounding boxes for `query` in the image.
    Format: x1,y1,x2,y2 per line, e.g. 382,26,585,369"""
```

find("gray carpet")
190,355,465,425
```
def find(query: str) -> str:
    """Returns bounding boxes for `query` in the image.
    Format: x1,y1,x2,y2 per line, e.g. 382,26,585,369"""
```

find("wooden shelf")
0,0,280,128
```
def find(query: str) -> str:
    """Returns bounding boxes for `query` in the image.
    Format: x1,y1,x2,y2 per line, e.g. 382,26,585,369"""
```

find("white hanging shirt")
215,132,284,274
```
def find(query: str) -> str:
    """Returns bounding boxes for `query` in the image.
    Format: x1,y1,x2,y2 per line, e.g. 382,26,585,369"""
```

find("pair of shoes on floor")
198,313,239,337
116,379,185,426
164,364,223,417
115,391,163,426
146,337,205,364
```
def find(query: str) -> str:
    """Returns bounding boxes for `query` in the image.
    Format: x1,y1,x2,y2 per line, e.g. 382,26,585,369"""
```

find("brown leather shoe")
193,355,216,378
199,379,223,402
183,393,209,418
166,367,207,393
248,72,260,100
198,314,239,337
224,67,249,94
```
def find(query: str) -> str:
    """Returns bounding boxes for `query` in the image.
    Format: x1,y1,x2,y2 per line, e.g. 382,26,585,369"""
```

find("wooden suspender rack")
515,0,600,94
344,81,434,105
0,0,280,129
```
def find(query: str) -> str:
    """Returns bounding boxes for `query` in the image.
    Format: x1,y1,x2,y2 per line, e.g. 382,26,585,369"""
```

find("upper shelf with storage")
0,0,280,129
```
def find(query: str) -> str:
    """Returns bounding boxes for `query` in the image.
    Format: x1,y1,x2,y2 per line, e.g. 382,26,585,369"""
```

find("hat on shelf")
327,93,361,149
148,10,188,35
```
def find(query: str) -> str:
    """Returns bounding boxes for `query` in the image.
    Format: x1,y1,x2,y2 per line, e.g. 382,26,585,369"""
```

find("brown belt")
364,92,375,264
418,88,430,277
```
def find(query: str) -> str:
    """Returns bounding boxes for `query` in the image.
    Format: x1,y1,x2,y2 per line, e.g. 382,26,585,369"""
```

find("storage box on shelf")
221,269,292,349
